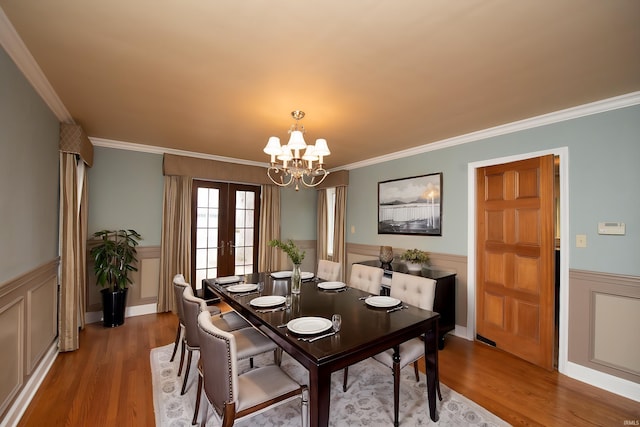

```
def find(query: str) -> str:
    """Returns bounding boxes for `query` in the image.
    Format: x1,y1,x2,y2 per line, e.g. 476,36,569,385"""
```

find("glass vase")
291,263,302,294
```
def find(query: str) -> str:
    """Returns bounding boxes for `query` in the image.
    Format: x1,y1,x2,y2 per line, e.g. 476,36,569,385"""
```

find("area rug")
151,343,509,426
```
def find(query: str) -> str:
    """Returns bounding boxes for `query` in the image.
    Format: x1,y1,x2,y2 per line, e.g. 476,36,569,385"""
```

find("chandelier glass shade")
263,110,330,190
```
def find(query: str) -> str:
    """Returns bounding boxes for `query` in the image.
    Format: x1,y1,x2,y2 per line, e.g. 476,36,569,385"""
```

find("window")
326,187,336,257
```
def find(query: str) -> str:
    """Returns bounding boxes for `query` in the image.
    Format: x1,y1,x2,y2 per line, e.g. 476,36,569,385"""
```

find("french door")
191,181,261,290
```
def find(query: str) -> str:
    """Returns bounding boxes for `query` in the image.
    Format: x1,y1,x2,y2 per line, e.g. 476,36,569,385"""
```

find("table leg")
309,365,332,427
424,325,439,422
393,345,400,427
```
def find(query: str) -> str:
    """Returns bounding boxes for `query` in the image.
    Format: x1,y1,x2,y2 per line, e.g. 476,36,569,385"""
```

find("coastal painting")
378,173,442,236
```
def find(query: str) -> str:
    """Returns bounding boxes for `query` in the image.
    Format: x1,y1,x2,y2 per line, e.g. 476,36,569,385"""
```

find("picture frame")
378,172,442,236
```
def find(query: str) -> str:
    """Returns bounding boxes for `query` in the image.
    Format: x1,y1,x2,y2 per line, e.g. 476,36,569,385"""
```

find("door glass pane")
195,187,221,288
233,189,256,275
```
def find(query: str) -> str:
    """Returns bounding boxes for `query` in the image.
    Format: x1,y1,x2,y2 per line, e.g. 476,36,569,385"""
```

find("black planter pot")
101,287,128,327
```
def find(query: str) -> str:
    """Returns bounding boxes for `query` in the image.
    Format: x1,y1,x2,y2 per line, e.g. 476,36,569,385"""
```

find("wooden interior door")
476,155,555,369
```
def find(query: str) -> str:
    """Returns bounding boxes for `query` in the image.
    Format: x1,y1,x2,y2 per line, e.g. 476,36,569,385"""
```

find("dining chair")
182,286,281,425
371,272,441,426
341,264,385,392
197,310,309,427
348,263,384,294
317,259,341,282
170,274,211,363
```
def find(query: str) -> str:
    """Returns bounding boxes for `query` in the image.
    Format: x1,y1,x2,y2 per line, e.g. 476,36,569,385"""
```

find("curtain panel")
333,186,347,282
58,152,89,351
316,189,329,261
158,175,192,312
258,185,281,271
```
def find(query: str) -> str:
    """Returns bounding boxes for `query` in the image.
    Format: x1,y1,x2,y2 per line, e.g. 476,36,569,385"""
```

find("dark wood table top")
205,271,439,372
205,271,441,426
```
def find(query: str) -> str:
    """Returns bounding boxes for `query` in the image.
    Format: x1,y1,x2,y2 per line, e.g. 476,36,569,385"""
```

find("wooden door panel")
477,155,555,370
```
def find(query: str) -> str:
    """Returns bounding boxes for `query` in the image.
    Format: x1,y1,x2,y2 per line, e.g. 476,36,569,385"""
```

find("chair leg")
181,349,193,395
178,340,186,376
192,372,202,425
342,366,349,392
274,348,282,366
170,322,181,362
250,357,254,368
413,360,419,382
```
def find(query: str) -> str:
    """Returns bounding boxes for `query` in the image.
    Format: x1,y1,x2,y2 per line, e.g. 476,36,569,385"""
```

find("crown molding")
0,7,72,123
343,91,640,170
89,137,269,168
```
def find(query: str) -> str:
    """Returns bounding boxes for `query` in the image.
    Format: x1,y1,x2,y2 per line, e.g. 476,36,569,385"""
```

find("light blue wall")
88,147,164,246
0,46,59,283
280,186,317,240
347,105,640,276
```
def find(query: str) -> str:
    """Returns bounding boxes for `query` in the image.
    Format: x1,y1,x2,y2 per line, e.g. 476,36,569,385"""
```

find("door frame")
466,147,569,374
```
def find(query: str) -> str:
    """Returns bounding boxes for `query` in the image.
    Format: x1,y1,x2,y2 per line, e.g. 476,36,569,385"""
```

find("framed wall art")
378,172,442,236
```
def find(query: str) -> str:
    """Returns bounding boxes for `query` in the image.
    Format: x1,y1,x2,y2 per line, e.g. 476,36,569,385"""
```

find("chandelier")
263,110,330,190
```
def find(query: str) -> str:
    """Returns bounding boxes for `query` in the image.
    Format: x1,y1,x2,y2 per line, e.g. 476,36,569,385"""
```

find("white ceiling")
2,1,639,169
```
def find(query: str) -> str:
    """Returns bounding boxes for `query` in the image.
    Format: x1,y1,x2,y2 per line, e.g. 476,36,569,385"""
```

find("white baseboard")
0,342,58,427
565,361,640,403
85,303,158,324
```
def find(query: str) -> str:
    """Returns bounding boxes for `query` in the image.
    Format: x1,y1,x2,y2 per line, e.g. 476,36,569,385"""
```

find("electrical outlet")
576,234,587,248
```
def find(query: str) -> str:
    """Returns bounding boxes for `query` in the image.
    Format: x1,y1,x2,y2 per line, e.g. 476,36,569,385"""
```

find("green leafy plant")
269,239,305,265
90,229,142,291
400,248,429,264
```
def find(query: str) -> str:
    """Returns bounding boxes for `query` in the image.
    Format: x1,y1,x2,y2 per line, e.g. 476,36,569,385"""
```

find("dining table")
204,271,440,427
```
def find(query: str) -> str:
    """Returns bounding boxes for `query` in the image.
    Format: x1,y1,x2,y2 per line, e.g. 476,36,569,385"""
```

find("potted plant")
90,229,142,327
400,248,429,272
269,239,305,294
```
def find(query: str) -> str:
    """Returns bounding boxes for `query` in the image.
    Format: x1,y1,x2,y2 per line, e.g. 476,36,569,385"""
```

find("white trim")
85,303,158,325
467,147,571,373
0,7,72,123
344,92,640,170
90,137,269,168
0,342,58,427
565,361,640,402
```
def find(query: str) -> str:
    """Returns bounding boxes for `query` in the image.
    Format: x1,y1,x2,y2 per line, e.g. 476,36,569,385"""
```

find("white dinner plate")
270,271,292,278
365,296,401,308
287,317,333,335
226,283,258,293
318,281,346,290
271,271,315,280
249,295,286,308
216,275,241,284
301,271,315,280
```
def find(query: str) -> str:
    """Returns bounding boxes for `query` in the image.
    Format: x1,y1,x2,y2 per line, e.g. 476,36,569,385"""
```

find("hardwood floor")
16,311,639,426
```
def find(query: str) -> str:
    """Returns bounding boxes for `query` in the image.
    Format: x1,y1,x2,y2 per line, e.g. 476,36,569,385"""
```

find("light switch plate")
576,234,587,248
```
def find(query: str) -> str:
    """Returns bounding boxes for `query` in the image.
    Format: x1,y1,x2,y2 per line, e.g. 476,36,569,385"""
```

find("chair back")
317,260,341,282
182,286,208,348
390,272,436,310
349,264,383,294
197,310,239,413
173,277,189,323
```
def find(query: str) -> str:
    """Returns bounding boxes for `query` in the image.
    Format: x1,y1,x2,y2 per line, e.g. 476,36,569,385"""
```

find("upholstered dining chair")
317,259,341,282
182,286,281,425
372,272,441,426
170,274,204,363
340,264,385,392
197,310,309,427
348,264,384,294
